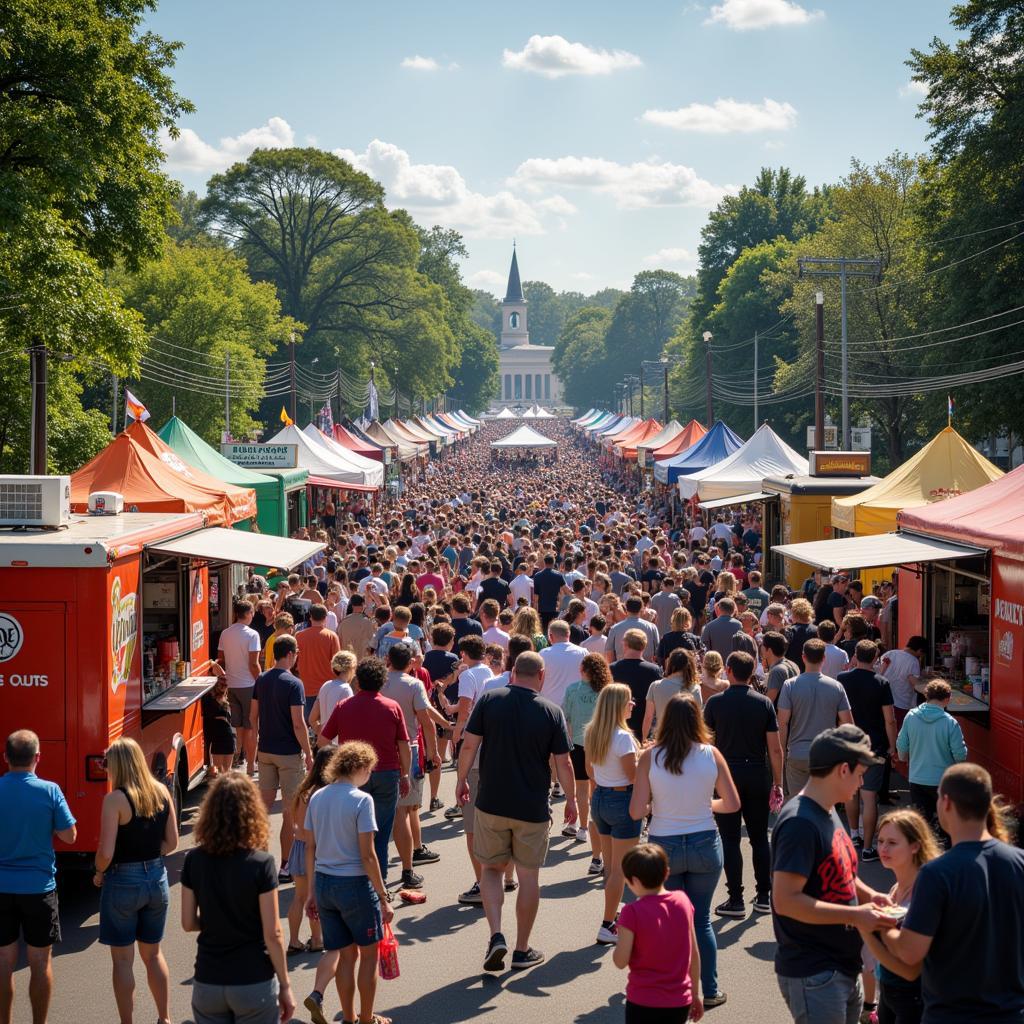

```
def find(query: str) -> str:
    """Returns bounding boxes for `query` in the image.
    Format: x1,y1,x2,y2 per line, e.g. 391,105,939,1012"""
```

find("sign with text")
809,451,872,477
220,443,298,469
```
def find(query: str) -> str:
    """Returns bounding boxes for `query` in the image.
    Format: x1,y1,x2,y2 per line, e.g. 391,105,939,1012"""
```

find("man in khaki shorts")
251,634,313,882
456,651,576,973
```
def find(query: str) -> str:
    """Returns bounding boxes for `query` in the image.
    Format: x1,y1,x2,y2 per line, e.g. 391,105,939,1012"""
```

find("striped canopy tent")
369,420,421,461
301,425,385,487
269,424,381,488
332,423,384,461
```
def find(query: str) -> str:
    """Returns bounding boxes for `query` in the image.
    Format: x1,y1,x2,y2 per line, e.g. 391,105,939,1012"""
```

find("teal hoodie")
896,702,968,786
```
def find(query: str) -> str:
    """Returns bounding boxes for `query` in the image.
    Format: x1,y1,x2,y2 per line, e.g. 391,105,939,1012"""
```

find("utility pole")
111,373,119,436
703,331,714,427
798,256,881,448
289,331,297,424
224,351,231,440
753,331,759,431
29,343,47,475
639,365,645,418
815,291,825,451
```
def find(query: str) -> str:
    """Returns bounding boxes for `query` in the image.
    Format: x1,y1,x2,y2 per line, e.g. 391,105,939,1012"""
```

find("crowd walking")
1,417,1023,1024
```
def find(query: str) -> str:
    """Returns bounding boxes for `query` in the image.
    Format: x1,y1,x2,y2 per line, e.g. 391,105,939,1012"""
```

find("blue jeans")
360,769,399,881
649,829,723,999
314,872,383,950
98,859,169,946
777,969,863,1024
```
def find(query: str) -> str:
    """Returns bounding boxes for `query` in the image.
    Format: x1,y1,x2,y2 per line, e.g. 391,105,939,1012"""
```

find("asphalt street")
13,767,901,1024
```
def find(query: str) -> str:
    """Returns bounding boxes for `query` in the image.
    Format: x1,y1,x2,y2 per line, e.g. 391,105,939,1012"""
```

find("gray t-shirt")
701,616,743,657
766,658,800,700
607,616,660,662
307,782,376,877
381,670,429,740
650,591,682,636
778,671,852,759
646,675,702,733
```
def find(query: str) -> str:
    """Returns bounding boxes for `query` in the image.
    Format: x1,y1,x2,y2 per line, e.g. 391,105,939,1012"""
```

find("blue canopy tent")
653,420,744,484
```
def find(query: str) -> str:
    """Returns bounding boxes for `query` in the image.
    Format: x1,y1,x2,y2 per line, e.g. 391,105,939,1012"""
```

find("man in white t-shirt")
216,599,262,775
881,636,927,727
509,563,534,608
689,523,708,544
539,620,587,707
709,517,734,543
451,635,495,746
357,564,390,604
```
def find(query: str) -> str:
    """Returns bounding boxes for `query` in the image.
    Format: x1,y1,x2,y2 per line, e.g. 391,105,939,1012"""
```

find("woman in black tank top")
93,736,178,1024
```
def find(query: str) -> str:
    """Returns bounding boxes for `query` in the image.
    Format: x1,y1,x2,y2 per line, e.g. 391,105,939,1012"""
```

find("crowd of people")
1,417,1023,1024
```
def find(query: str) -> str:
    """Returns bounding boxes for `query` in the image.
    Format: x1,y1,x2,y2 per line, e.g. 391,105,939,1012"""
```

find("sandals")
287,938,323,954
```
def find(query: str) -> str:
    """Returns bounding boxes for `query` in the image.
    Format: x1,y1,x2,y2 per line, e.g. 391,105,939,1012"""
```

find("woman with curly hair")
303,741,394,1024
561,654,613,871
180,773,293,1024
511,605,547,652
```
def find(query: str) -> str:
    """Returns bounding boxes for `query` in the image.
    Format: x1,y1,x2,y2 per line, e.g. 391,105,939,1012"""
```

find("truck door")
0,604,67,791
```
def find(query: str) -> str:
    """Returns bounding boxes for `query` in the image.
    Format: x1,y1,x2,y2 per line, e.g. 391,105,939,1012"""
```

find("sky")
147,0,956,296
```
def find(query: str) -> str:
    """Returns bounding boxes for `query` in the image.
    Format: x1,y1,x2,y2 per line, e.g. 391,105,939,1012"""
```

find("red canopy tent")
651,419,707,460
332,423,384,461
616,419,665,460
72,428,257,526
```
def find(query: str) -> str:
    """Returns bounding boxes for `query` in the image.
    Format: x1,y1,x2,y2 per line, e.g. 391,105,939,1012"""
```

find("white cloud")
706,0,823,30
642,247,694,267
510,155,731,209
570,271,596,282
643,97,797,134
899,80,928,98
401,55,440,71
467,270,506,292
160,116,294,174
536,195,578,215
334,139,545,238
502,34,642,78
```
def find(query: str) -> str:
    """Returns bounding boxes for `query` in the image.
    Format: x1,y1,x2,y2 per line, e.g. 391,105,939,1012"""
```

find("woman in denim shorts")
584,684,642,946
303,742,394,1024
285,747,333,953
93,737,178,1024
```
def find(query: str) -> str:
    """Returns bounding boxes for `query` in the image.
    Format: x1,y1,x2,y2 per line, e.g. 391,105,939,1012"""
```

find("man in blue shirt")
0,729,77,1023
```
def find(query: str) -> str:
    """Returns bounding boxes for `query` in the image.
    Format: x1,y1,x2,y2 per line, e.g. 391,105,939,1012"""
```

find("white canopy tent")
268,424,383,487
522,407,537,419
490,424,557,449
301,424,386,486
494,407,517,420
677,423,808,501
534,407,555,419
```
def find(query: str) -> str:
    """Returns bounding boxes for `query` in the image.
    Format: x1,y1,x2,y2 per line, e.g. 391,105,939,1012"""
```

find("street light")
701,332,714,426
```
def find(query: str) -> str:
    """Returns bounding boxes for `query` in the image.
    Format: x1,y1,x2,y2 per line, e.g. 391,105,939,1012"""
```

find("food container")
157,637,179,665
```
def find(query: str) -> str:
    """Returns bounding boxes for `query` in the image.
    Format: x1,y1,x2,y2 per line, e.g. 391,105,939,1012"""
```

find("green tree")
469,290,501,336
116,241,298,443
553,307,614,410
449,322,500,414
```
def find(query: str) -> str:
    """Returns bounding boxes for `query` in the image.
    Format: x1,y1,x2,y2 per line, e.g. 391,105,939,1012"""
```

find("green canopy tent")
157,416,308,537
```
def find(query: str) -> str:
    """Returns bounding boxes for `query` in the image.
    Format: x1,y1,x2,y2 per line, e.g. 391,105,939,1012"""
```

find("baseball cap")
860,596,883,610
831,573,850,583
809,724,884,771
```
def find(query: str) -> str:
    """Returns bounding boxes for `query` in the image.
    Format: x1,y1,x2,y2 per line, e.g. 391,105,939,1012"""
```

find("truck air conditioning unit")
0,475,72,528
88,491,124,516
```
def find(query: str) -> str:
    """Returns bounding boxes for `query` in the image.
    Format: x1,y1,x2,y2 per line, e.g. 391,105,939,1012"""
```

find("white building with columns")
496,246,561,408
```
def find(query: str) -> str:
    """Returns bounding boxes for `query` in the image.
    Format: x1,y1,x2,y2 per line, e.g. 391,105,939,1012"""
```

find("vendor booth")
157,416,308,537
71,427,256,527
300,424,386,488
495,407,518,420
269,424,383,489
332,422,385,461
650,420,708,463
612,419,663,459
678,423,807,501
653,421,743,485
634,421,683,467
490,424,558,464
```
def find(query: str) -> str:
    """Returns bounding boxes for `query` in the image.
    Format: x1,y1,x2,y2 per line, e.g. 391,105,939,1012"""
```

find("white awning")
147,528,325,571
698,491,773,511
771,532,986,573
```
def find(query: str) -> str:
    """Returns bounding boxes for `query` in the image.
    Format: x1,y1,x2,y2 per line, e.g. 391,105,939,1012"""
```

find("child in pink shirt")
613,843,703,1023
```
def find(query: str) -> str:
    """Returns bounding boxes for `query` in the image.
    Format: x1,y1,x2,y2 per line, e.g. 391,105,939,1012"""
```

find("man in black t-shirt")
455,651,575,974
879,763,1024,1023
532,554,566,630
771,725,891,1024
827,574,851,627
610,629,663,739
837,640,896,859
785,599,818,669
704,652,783,918
475,561,511,612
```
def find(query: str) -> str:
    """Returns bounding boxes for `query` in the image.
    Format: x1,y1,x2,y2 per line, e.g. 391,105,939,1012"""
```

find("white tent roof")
490,424,557,449
301,425,385,487
534,407,555,419
522,407,537,418
268,425,383,487
635,420,684,453
494,407,517,419
677,423,809,501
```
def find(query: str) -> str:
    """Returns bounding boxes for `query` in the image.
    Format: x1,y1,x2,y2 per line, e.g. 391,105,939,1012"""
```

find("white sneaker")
587,857,604,875
596,922,618,945
576,827,588,842
561,823,577,839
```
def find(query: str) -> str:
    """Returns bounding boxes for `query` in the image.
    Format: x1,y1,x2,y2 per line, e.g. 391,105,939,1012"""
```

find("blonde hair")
670,606,693,631
584,683,634,766
106,737,168,820
702,650,724,677
877,809,941,868
512,606,542,639
716,571,737,596
790,598,814,623
332,650,357,676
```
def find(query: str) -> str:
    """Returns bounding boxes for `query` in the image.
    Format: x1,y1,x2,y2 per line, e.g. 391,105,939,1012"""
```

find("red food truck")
0,496,322,858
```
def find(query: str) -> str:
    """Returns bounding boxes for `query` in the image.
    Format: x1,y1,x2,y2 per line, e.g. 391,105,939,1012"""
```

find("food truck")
0,477,323,857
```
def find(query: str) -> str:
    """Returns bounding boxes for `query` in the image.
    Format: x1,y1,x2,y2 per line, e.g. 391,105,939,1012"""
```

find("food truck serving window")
146,527,324,570
771,532,986,572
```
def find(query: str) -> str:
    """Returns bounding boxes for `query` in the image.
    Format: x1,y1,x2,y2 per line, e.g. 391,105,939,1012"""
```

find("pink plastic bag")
378,922,400,980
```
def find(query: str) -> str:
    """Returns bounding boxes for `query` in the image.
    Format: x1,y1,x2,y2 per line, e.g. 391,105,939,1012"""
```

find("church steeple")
504,245,524,303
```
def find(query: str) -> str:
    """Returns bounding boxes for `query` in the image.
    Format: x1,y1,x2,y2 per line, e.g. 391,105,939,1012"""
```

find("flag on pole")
948,394,955,426
367,379,379,422
124,389,150,423
280,405,293,427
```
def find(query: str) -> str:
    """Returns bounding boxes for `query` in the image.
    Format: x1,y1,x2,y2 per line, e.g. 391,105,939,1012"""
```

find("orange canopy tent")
602,417,661,449
71,424,257,526
616,419,666,460
651,419,707,460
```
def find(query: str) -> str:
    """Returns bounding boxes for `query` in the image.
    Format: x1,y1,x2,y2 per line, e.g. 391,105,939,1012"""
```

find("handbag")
378,922,400,980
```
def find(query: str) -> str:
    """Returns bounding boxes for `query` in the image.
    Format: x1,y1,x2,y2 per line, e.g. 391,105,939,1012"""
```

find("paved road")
14,768,902,1024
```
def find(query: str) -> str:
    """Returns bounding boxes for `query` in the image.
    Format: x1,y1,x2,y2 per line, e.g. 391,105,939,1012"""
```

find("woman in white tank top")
630,693,739,1008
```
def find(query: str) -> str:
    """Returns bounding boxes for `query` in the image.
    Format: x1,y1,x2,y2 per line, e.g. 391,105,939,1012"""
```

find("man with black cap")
771,724,894,1024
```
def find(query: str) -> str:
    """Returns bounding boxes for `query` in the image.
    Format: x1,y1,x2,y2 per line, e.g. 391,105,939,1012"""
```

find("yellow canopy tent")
831,426,1003,536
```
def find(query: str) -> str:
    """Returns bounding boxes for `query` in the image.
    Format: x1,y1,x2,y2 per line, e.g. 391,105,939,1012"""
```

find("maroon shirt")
321,690,409,771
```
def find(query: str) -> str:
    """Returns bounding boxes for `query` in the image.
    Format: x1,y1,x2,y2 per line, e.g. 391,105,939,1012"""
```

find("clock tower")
500,246,528,349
